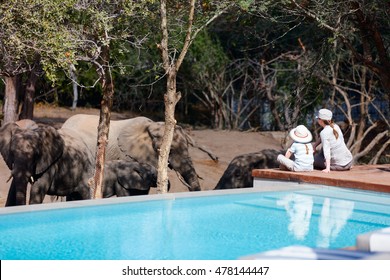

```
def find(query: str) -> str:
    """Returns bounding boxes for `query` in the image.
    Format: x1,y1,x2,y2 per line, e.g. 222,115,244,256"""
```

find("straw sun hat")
289,125,313,144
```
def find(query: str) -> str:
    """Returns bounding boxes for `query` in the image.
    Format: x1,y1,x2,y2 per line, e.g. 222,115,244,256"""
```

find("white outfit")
317,124,353,168
277,142,314,172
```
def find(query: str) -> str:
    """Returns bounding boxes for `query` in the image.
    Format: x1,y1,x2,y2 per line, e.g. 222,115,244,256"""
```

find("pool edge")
0,181,318,215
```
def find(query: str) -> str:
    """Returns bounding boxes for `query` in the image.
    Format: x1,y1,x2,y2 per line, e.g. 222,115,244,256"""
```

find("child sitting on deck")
277,125,314,172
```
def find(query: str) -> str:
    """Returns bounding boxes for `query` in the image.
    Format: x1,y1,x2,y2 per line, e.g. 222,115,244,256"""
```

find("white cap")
289,125,313,143
316,109,332,121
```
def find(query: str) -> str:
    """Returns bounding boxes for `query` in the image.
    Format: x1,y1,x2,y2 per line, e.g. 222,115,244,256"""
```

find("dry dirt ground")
0,106,285,207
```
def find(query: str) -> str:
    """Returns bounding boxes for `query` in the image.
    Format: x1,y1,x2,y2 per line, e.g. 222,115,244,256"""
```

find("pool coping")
252,164,390,193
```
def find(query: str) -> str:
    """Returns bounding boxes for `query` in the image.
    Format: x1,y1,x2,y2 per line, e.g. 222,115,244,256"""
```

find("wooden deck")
252,164,390,193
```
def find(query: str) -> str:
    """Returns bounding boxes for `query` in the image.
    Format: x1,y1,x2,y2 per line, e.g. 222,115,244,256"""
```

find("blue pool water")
0,187,389,260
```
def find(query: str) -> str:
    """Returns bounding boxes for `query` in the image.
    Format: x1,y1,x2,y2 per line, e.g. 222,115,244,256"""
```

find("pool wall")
0,179,316,215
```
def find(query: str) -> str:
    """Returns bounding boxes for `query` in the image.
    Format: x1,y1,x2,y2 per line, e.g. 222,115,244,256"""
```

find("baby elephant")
214,149,281,190
103,159,158,197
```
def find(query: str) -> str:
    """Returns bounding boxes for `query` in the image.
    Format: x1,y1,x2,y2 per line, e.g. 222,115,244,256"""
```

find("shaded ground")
0,106,285,207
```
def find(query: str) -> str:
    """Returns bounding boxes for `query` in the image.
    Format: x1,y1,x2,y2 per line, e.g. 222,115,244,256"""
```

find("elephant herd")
0,114,279,207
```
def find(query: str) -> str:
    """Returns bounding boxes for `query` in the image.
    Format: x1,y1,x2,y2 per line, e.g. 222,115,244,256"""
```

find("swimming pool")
0,185,389,260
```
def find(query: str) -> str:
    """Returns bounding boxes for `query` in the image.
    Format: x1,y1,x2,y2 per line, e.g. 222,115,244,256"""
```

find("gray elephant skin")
0,120,94,206
62,114,201,191
103,159,163,197
214,149,281,189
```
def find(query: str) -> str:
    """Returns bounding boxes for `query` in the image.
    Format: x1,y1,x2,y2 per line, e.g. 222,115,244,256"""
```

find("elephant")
214,149,281,190
0,120,94,206
102,159,163,197
61,114,201,191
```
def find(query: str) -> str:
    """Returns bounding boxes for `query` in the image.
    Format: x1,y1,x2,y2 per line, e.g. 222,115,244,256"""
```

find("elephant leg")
76,185,92,200
64,183,91,201
29,183,49,204
129,189,149,196
102,185,115,198
114,183,131,197
66,192,84,201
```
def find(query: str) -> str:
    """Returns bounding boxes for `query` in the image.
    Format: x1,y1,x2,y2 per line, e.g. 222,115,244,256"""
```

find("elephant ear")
173,125,192,146
35,125,65,174
147,122,165,151
119,167,150,191
149,123,190,152
0,123,21,169
117,117,157,164
139,162,158,187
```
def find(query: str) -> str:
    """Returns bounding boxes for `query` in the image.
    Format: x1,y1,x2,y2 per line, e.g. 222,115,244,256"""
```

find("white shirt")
320,124,353,166
288,142,314,171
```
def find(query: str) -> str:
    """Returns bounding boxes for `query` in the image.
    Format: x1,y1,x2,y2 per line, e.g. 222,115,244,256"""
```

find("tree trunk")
157,0,195,193
70,64,78,110
20,70,38,120
2,76,20,125
92,45,114,199
156,0,227,190
157,67,181,194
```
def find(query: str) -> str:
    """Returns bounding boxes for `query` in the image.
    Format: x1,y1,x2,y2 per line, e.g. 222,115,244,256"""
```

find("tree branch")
353,130,388,162
176,0,196,69
369,138,390,165
349,122,377,153
159,0,170,71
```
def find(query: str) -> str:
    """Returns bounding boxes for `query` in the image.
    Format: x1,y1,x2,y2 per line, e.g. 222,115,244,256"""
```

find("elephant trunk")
5,177,28,206
6,157,35,206
177,162,201,191
168,152,201,191
214,169,234,189
185,173,201,191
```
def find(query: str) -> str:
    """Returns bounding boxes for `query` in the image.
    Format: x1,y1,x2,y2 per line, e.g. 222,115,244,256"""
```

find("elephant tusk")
30,176,35,184
6,174,13,183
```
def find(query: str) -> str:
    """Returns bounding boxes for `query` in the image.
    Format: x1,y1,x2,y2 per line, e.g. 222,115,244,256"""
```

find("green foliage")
161,1,239,56
0,0,152,81
187,30,229,74
238,0,254,11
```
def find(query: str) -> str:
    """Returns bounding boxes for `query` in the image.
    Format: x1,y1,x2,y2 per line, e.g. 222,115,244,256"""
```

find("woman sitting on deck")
277,125,314,172
313,108,353,173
